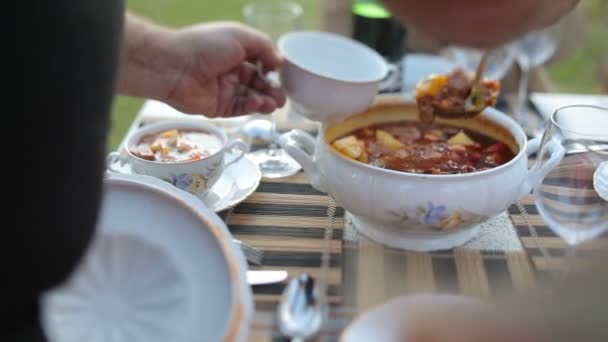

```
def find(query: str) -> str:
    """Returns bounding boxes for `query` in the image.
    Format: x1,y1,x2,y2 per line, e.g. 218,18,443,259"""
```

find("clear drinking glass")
531,105,608,273
242,0,303,178
508,20,564,130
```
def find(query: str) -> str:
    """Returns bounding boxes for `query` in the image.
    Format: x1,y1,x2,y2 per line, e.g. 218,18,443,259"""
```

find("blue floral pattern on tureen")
388,201,487,231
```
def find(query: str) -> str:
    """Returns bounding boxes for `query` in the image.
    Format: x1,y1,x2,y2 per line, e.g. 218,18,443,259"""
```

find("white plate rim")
82,173,253,341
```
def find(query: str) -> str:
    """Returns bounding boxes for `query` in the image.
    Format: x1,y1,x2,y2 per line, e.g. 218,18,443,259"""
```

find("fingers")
267,86,286,107
249,76,286,108
237,63,287,109
238,91,265,115
236,24,285,71
230,87,282,117
242,91,279,115
218,63,287,117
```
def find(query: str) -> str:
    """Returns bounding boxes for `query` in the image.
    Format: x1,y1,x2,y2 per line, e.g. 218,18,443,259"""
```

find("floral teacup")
106,120,247,197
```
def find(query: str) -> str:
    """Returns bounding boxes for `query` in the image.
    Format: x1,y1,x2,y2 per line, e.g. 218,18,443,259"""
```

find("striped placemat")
225,171,537,342
509,194,608,278
235,153,606,342
129,98,603,341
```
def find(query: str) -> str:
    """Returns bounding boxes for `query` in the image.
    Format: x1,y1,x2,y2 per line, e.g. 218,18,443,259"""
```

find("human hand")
163,22,286,117
118,19,286,118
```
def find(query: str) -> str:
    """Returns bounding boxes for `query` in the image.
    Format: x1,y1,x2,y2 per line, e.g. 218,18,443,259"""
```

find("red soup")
331,122,516,175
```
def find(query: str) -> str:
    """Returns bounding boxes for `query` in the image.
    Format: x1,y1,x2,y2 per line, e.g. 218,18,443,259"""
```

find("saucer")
106,152,261,212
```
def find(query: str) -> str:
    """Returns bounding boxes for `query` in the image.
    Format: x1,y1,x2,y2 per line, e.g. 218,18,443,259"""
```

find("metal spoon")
464,49,490,113
278,273,323,341
240,60,277,144
244,60,270,84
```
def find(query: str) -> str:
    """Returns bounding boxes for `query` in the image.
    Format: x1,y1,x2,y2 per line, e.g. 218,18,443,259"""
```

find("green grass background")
109,0,606,150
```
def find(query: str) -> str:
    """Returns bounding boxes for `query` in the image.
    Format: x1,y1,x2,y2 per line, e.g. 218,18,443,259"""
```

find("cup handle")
278,129,327,193
518,135,566,199
379,63,400,92
224,139,248,169
105,151,125,173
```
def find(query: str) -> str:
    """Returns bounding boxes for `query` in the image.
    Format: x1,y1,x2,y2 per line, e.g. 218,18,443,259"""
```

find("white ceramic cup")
106,121,248,197
277,30,397,123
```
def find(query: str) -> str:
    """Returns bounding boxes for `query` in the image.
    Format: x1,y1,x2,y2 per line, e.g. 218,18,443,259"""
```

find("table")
122,99,607,342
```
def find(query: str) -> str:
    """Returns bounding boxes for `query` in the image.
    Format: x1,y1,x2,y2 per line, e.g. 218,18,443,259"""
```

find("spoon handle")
244,60,275,86
471,50,490,87
463,50,491,113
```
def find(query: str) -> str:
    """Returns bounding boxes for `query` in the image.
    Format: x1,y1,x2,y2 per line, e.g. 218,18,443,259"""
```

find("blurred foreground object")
403,251,608,342
376,0,580,48
320,0,585,94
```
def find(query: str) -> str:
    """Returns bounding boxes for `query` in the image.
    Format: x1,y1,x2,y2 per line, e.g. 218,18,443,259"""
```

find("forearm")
116,13,179,100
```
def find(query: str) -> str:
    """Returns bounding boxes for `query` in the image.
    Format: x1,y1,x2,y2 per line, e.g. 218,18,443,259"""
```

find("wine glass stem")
514,69,529,126
559,243,577,280
266,112,281,156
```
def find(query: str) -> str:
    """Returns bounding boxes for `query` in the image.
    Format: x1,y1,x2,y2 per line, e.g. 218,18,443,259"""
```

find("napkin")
137,100,251,133
137,99,318,134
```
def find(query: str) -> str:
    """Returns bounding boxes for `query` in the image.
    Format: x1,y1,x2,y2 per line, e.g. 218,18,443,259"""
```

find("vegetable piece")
358,145,369,163
150,142,162,153
414,74,449,98
332,135,363,160
376,130,404,150
447,130,477,146
159,129,178,139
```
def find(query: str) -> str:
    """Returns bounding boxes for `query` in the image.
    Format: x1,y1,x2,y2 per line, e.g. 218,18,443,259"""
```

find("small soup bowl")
106,120,247,197
279,95,546,251
277,30,397,123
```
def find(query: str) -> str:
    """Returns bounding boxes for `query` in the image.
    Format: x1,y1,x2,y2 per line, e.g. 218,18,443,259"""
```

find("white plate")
42,173,253,342
106,152,261,212
530,92,608,120
340,294,483,342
